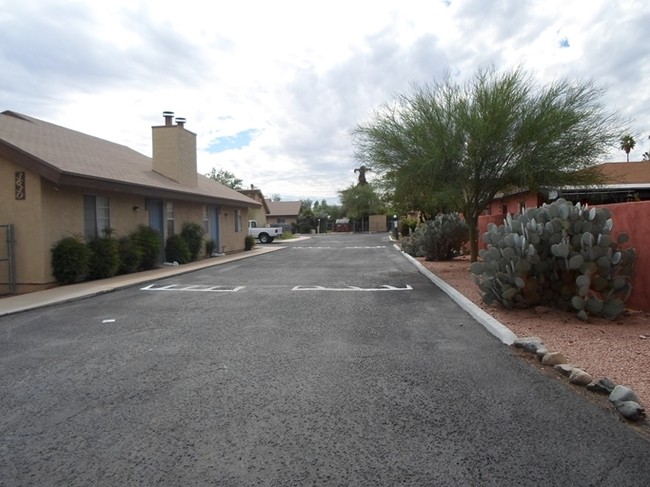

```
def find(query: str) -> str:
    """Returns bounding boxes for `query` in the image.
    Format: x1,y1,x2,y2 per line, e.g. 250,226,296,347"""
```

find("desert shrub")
87,234,120,279
180,222,205,261
117,236,142,274
130,225,161,270
51,236,91,284
471,199,636,321
244,235,255,251
298,223,312,234
165,234,191,264
205,239,216,257
417,213,469,261
400,234,423,257
399,217,418,237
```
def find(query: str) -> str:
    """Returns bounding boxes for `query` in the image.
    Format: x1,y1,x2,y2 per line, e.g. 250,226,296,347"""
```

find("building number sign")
15,171,25,200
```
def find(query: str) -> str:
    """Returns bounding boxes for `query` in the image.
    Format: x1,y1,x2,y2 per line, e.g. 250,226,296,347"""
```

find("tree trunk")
467,215,480,262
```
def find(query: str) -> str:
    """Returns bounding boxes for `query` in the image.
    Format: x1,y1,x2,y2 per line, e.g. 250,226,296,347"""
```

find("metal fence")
0,224,16,295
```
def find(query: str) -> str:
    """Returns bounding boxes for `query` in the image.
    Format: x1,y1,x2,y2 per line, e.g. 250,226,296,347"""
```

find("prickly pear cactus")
401,213,469,261
471,199,636,321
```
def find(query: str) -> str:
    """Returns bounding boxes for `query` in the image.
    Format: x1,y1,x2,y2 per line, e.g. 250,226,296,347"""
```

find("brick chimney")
152,111,198,187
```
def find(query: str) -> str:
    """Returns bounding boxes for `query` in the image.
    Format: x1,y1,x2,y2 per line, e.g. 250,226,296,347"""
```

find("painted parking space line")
292,246,387,250
292,284,413,292
141,284,245,292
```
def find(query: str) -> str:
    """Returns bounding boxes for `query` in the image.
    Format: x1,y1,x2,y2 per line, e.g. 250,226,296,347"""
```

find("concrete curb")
396,245,518,345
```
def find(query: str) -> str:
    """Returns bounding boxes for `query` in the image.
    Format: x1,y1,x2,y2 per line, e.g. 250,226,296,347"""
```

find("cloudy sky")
1,0,648,203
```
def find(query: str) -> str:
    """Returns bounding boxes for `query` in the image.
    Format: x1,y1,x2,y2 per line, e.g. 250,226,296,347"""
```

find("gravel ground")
419,255,650,407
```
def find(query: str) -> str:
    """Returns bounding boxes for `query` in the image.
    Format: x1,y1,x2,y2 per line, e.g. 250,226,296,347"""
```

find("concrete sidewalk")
0,245,284,317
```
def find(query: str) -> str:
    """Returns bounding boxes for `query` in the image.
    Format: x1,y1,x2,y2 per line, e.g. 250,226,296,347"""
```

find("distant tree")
206,168,243,189
353,67,624,261
339,183,385,231
271,194,282,202
619,134,636,162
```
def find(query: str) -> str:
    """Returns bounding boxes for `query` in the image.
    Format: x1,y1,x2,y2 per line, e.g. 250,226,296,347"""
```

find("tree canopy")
206,168,243,189
339,183,385,222
352,67,625,260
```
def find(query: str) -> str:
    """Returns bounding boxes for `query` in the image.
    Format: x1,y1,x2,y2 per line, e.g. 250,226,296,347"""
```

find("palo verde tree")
352,67,624,261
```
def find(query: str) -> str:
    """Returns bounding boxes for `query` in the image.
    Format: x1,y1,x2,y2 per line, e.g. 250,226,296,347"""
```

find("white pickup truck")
248,220,283,243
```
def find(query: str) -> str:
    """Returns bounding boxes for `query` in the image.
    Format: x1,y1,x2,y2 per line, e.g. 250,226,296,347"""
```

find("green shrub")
400,213,468,261
471,199,636,321
130,225,161,270
87,235,120,280
51,236,91,284
400,234,423,257
399,217,418,237
180,222,205,261
205,239,216,257
244,235,255,251
418,213,468,261
281,231,294,240
117,236,142,274
298,223,312,234
165,234,191,264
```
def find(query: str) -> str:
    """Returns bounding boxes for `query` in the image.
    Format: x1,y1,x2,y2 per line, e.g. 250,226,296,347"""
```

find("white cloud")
1,0,649,203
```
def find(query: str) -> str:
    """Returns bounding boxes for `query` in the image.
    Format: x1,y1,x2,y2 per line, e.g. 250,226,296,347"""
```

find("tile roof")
0,110,260,207
597,161,650,184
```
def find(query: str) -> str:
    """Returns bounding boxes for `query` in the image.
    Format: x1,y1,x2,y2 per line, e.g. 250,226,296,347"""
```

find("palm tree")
619,134,636,162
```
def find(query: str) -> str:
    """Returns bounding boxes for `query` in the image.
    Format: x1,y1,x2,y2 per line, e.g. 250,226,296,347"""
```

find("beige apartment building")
0,110,261,294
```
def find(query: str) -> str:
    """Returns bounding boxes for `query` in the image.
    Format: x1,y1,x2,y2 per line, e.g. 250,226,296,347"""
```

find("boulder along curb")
514,337,646,422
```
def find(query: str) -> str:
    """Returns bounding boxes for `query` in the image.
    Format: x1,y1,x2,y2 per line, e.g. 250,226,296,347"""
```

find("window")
276,218,286,224
166,202,174,236
83,195,110,240
202,205,209,234
235,209,242,232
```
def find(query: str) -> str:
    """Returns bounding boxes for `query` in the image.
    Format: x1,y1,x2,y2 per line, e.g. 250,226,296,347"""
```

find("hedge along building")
0,110,261,294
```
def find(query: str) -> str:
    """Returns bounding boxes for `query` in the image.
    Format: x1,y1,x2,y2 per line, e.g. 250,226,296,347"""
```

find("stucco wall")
0,159,47,290
1,163,250,292
219,206,248,254
369,214,387,233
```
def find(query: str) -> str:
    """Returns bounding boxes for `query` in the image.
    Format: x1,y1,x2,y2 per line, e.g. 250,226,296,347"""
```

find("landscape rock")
554,364,576,377
609,385,640,404
586,378,616,394
535,346,549,361
541,352,567,366
569,369,593,386
513,337,544,354
534,306,552,314
615,401,646,421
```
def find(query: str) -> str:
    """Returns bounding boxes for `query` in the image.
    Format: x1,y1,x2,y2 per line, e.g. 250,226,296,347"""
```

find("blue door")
209,206,220,254
147,199,165,264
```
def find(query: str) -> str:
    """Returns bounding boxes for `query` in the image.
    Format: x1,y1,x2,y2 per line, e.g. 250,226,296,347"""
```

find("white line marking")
141,284,245,292
292,284,413,292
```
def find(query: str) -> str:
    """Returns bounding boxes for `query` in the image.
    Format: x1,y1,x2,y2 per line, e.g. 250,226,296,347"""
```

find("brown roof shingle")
0,110,260,207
